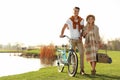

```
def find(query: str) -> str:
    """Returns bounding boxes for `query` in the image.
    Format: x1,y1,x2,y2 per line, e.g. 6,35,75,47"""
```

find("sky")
0,0,120,46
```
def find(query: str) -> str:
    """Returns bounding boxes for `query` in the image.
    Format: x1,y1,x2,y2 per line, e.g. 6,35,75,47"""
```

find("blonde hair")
86,14,95,21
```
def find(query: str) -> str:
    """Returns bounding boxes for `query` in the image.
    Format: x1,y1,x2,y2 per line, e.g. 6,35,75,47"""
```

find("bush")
40,44,56,65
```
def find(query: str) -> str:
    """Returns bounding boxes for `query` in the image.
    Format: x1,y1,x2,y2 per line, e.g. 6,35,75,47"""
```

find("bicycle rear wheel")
57,54,64,72
68,51,78,77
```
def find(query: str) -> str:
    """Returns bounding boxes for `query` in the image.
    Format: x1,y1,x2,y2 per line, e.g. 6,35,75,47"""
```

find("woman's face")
87,17,95,24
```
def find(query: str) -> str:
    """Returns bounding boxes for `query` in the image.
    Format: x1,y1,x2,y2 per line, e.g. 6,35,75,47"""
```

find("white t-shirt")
66,18,84,39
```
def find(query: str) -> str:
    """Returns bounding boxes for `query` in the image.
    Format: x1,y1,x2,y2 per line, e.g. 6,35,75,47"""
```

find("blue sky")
0,0,120,46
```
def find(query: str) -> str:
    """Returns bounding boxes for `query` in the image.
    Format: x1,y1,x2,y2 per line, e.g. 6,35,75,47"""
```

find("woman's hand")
84,44,88,48
98,42,102,48
82,32,86,38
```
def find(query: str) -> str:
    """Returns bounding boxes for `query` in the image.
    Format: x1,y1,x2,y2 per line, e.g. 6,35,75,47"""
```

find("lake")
0,53,51,77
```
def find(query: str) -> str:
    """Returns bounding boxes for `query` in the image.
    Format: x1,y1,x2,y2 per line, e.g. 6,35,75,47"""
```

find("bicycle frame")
57,35,74,64
57,47,67,64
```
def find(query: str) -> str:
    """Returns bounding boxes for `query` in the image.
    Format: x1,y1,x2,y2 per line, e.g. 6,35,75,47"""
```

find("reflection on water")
0,53,43,77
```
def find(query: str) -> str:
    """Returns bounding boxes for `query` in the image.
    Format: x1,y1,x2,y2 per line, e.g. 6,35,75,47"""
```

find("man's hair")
74,7,80,11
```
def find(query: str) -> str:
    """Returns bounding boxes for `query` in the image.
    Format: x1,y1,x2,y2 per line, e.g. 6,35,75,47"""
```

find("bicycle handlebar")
61,35,70,40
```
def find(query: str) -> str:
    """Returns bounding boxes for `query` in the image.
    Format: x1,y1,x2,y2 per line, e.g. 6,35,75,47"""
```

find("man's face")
73,8,79,16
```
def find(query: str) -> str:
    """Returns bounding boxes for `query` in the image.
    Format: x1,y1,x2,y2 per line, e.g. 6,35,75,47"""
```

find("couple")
60,7,101,75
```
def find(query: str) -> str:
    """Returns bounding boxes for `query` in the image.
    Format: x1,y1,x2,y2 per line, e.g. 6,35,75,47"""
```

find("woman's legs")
90,61,96,75
92,61,96,71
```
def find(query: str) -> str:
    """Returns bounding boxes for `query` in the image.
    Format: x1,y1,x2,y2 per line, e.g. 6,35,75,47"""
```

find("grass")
0,49,40,54
23,49,40,54
0,50,21,53
0,50,120,80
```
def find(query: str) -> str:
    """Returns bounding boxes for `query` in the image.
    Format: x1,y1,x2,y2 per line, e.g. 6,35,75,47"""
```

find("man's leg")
77,41,85,74
71,40,77,51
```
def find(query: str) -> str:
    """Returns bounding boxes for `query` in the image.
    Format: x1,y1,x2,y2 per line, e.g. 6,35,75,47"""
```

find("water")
0,53,44,77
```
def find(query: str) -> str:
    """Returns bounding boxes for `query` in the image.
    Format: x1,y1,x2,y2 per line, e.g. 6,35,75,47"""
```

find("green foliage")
20,49,40,58
23,49,40,54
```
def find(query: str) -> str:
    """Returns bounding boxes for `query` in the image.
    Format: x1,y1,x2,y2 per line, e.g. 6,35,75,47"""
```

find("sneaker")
80,69,86,75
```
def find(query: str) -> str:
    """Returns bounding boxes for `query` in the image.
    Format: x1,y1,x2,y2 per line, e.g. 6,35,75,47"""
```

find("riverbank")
0,53,41,77
0,49,40,58
0,50,120,80
0,49,57,59
0,53,57,77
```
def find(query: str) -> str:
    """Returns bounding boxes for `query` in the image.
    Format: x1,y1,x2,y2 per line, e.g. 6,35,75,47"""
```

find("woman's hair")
86,14,95,21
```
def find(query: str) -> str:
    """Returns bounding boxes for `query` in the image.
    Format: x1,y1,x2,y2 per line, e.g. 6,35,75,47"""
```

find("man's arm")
60,24,68,37
81,25,84,36
80,19,84,39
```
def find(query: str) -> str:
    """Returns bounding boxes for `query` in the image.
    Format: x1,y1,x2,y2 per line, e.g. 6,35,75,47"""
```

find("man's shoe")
80,70,86,75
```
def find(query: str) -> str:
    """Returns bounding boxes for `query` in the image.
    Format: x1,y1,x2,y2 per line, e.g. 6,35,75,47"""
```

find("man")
60,7,85,75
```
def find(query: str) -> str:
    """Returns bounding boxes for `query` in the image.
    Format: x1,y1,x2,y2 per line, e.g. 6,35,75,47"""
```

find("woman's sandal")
91,70,96,75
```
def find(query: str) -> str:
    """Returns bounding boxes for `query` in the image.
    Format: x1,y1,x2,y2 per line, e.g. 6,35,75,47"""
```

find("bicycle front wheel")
68,51,78,77
57,54,64,72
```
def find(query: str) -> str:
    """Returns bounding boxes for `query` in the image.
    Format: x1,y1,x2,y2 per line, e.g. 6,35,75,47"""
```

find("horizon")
0,0,120,46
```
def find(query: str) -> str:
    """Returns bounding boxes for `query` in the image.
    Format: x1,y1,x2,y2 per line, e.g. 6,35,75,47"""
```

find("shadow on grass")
95,74,120,80
75,73,120,80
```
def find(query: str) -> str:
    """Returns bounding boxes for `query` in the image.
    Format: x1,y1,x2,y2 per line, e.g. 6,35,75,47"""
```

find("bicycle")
56,35,78,77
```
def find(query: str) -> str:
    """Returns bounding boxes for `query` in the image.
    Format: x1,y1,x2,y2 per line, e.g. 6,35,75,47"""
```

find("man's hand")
59,35,64,38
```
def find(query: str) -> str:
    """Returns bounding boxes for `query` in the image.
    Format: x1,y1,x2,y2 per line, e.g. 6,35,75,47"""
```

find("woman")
83,14,101,75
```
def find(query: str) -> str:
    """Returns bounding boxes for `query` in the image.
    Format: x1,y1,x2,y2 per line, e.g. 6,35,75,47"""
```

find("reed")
40,44,56,65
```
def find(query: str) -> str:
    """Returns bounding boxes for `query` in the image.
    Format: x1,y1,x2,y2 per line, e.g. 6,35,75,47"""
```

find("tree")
107,39,120,51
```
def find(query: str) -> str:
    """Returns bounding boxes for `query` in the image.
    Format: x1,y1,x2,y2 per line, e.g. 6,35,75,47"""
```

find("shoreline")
0,53,41,77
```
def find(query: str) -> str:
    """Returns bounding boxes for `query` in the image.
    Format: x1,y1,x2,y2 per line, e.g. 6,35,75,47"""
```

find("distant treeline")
98,38,120,51
0,38,120,52
106,39,120,51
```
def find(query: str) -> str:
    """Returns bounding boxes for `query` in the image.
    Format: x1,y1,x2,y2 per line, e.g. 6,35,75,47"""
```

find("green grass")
23,49,40,54
0,50,21,53
0,50,120,80
0,49,40,54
